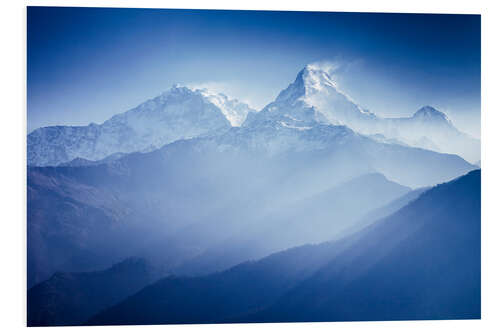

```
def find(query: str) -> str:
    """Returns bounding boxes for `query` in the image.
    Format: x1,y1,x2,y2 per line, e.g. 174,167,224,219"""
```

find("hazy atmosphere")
27,7,481,326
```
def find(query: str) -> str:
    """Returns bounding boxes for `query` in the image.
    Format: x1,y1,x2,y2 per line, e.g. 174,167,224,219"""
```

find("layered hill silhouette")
27,127,474,287
246,170,481,322
27,258,159,326
175,173,412,276
85,170,480,325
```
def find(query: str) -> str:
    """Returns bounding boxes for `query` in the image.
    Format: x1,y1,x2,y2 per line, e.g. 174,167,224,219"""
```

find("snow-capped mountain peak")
29,85,248,166
276,65,338,104
196,88,255,127
247,64,374,129
244,64,479,162
300,64,338,91
27,65,480,167
412,106,452,124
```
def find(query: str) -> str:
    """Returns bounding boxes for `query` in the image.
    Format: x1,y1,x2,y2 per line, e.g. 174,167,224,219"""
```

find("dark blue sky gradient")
27,7,481,137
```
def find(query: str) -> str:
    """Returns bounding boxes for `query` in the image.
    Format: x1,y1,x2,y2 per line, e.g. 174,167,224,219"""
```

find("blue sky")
27,7,480,137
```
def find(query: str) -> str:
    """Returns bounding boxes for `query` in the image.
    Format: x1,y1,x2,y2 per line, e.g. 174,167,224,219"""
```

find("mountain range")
28,65,479,167
28,86,254,166
84,170,480,325
245,65,479,162
27,65,478,287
